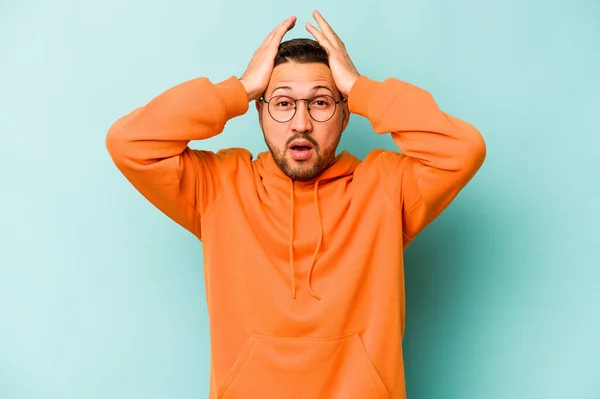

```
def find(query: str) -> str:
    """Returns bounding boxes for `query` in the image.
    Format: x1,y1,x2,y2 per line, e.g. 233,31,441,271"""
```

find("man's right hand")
240,16,297,102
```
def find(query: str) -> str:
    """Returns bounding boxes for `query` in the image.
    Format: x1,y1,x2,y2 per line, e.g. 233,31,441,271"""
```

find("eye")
273,96,295,109
310,96,332,109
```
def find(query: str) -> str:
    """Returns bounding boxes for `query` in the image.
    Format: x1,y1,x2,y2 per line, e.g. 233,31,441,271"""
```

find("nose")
290,100,313,134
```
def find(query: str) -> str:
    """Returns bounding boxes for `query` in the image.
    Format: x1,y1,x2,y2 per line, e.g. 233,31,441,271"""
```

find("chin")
287,154,315,163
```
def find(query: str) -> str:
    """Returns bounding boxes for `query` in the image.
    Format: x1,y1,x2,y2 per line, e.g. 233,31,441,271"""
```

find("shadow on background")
341,116,515,398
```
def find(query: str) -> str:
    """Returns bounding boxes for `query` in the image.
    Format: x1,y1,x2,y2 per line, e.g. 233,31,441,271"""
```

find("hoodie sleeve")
105,76,249,238
348,76,486,246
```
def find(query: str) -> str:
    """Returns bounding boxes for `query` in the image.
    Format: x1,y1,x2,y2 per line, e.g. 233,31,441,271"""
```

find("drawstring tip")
292,288,297,299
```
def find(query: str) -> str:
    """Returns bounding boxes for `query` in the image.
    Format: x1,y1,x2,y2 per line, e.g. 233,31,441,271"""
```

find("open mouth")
290,145,312,151
288,143,314,161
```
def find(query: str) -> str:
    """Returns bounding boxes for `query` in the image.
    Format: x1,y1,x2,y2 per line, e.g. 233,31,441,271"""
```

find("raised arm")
349,77,486,243
105,76,248,237
105,16,297,238
306,10,486,245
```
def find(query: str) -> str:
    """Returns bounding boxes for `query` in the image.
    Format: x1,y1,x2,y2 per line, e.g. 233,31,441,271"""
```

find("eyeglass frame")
259,94,347,123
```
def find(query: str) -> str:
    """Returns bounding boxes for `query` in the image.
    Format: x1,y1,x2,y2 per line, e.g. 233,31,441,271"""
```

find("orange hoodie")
106,75,486,399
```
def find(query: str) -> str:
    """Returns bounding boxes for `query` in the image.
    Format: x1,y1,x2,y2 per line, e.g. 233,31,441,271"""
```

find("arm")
105,15,297,239
305,10,486,245
349,76,486,244
105,76,248,238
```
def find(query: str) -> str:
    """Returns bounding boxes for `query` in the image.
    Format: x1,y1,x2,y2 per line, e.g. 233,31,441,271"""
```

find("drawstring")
306,180,323,300
289,180,297,298
288,179,323,301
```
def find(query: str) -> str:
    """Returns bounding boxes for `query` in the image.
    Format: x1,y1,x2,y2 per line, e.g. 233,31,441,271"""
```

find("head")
256,38,350,181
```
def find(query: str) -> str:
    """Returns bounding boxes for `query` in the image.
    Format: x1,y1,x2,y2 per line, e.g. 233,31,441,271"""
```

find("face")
256,62,350,181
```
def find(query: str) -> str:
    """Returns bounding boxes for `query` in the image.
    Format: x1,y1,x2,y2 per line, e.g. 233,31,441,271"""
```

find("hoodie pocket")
217,331,389,399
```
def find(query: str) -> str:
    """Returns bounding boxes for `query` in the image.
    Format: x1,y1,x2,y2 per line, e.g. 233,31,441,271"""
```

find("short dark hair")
273,38,329,67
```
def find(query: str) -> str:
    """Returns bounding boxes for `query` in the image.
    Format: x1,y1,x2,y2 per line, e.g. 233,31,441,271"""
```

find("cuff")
214,76,249,121
347,75,383,118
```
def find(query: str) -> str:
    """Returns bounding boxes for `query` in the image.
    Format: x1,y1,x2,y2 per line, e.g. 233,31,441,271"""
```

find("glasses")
260,94,346,123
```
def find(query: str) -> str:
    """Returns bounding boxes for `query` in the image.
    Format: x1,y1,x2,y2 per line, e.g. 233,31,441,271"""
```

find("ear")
255,100,264,130
340,101,350,133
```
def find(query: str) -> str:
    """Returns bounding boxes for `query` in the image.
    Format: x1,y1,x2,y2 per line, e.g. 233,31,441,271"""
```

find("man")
106,10,486,399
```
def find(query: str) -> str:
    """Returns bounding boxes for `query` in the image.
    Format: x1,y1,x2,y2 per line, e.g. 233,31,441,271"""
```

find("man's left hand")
306,10,361,98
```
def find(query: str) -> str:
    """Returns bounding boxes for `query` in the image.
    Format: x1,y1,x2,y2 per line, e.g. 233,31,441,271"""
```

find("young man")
106,10,486,399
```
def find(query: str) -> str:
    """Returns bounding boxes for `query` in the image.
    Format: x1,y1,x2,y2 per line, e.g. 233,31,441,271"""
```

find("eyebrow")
271,85,335,95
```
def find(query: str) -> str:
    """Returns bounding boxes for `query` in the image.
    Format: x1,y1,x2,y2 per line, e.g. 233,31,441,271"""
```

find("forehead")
266,62,336,95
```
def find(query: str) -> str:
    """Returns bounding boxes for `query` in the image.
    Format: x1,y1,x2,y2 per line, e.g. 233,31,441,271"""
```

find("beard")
264,131,342,181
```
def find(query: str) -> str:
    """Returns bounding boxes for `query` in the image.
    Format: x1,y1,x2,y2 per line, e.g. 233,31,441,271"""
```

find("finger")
262,16,295,46
312,10,341,45
305,22,334,52
270,16,296,44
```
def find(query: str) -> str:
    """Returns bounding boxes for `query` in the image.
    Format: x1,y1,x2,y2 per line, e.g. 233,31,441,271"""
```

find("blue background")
1,0,599,398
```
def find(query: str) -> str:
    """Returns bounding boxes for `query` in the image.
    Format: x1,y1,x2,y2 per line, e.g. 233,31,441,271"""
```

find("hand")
305,10,360,98
240,16,297,102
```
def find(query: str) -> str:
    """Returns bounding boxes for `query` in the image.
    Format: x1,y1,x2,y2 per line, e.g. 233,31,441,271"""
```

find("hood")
255,150,361,300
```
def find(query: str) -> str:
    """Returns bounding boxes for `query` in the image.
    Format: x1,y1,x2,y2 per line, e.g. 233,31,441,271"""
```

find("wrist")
239,78,260,102
342,75,360,98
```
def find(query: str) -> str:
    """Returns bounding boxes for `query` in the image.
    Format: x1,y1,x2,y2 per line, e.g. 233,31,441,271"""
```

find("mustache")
286,134,319,149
